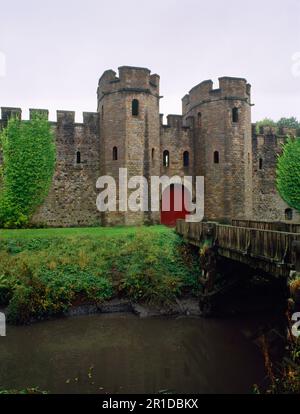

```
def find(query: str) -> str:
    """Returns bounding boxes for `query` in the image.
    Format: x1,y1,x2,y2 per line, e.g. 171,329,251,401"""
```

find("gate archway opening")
160,184,190,227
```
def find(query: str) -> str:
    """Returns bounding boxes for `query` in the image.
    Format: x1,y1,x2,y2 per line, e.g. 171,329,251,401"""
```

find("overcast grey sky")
0,0,300,122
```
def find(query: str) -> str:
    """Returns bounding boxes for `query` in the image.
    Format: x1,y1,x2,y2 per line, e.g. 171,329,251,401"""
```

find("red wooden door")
160,185,189,227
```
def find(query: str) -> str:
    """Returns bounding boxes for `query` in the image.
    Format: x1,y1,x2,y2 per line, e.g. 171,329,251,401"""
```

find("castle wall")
0,108,101,227
252,130,300,222
160,115,194,178
31,111,101,227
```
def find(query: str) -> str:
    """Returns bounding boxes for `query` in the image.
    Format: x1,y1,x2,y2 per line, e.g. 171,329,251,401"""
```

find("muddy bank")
0,296,202,326
60,297,202,319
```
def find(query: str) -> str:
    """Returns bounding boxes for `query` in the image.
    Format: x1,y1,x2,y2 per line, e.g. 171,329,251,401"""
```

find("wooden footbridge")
176,219,300,278
176,219,300,315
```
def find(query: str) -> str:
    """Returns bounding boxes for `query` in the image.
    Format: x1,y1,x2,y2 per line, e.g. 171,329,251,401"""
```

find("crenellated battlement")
251,124,291,154
1,107,22,123
97,66,160,103
254,133,287,149
57,110,75,125
182,76,251,115
29,108,49,120
251,123,298,138
0,107,99,128
160,113,190,131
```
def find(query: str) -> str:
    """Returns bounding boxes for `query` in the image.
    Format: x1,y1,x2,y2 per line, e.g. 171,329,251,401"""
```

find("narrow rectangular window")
183,151,189,167
163,150,170,167
132,99,139,116
232,108,239,123
214,151,219,164
113,147,118,161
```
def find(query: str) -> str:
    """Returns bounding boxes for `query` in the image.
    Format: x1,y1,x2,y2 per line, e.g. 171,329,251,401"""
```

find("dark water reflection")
0,314,268,394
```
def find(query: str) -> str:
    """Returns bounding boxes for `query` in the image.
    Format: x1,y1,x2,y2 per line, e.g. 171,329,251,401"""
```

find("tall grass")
0,226,200,324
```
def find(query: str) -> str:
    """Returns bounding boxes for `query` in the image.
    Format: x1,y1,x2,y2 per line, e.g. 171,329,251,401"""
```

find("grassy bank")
0,226,200,324
0,225,168,239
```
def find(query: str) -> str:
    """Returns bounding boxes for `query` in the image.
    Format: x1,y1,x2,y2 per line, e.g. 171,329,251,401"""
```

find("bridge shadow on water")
199,255,289,378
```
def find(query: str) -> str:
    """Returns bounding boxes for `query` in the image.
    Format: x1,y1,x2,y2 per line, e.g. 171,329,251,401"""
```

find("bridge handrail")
216,224,251,255
231,219,300,233
217,224,300,264
176,220,300,266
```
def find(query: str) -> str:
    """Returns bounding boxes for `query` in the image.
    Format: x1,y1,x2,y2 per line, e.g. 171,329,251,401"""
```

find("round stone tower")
97,66,161,225
182,77,253,221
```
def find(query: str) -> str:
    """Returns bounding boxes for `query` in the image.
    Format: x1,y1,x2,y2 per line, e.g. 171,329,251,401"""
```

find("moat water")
0,313,279,394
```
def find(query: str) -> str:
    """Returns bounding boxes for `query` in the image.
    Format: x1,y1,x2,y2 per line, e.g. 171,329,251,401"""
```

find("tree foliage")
0,113,56,228
277,117,300,130
278,117,300,137
276,137,300,212
255,118,277,134
256,116,300,135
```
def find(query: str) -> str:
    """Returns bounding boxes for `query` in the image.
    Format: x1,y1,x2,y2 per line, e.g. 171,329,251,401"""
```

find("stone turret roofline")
189,80,212,95
98,66,160,85
182,76,251,110
98,69,117,84
218,76,247,82
118,65,151,73
188,77,248,95
97,66,160,101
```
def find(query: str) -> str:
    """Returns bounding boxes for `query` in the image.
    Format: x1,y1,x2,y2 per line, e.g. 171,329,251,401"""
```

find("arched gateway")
160,184,190,227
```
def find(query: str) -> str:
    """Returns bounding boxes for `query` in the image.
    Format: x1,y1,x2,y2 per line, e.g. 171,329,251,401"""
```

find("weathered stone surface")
252,133,300,222
16,110,102,227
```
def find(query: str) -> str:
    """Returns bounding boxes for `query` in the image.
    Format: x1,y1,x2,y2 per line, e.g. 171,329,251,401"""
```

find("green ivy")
276,137,300,212
0,113,56,228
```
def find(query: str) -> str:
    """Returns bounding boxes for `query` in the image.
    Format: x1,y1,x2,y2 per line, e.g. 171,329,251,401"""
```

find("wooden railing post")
292,241,300,272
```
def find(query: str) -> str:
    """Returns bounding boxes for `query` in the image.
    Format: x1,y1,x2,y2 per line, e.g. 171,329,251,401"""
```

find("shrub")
0,274,15,306
6,266,114,324
118,230,198,303
39,265,113,303
276,137,300,212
